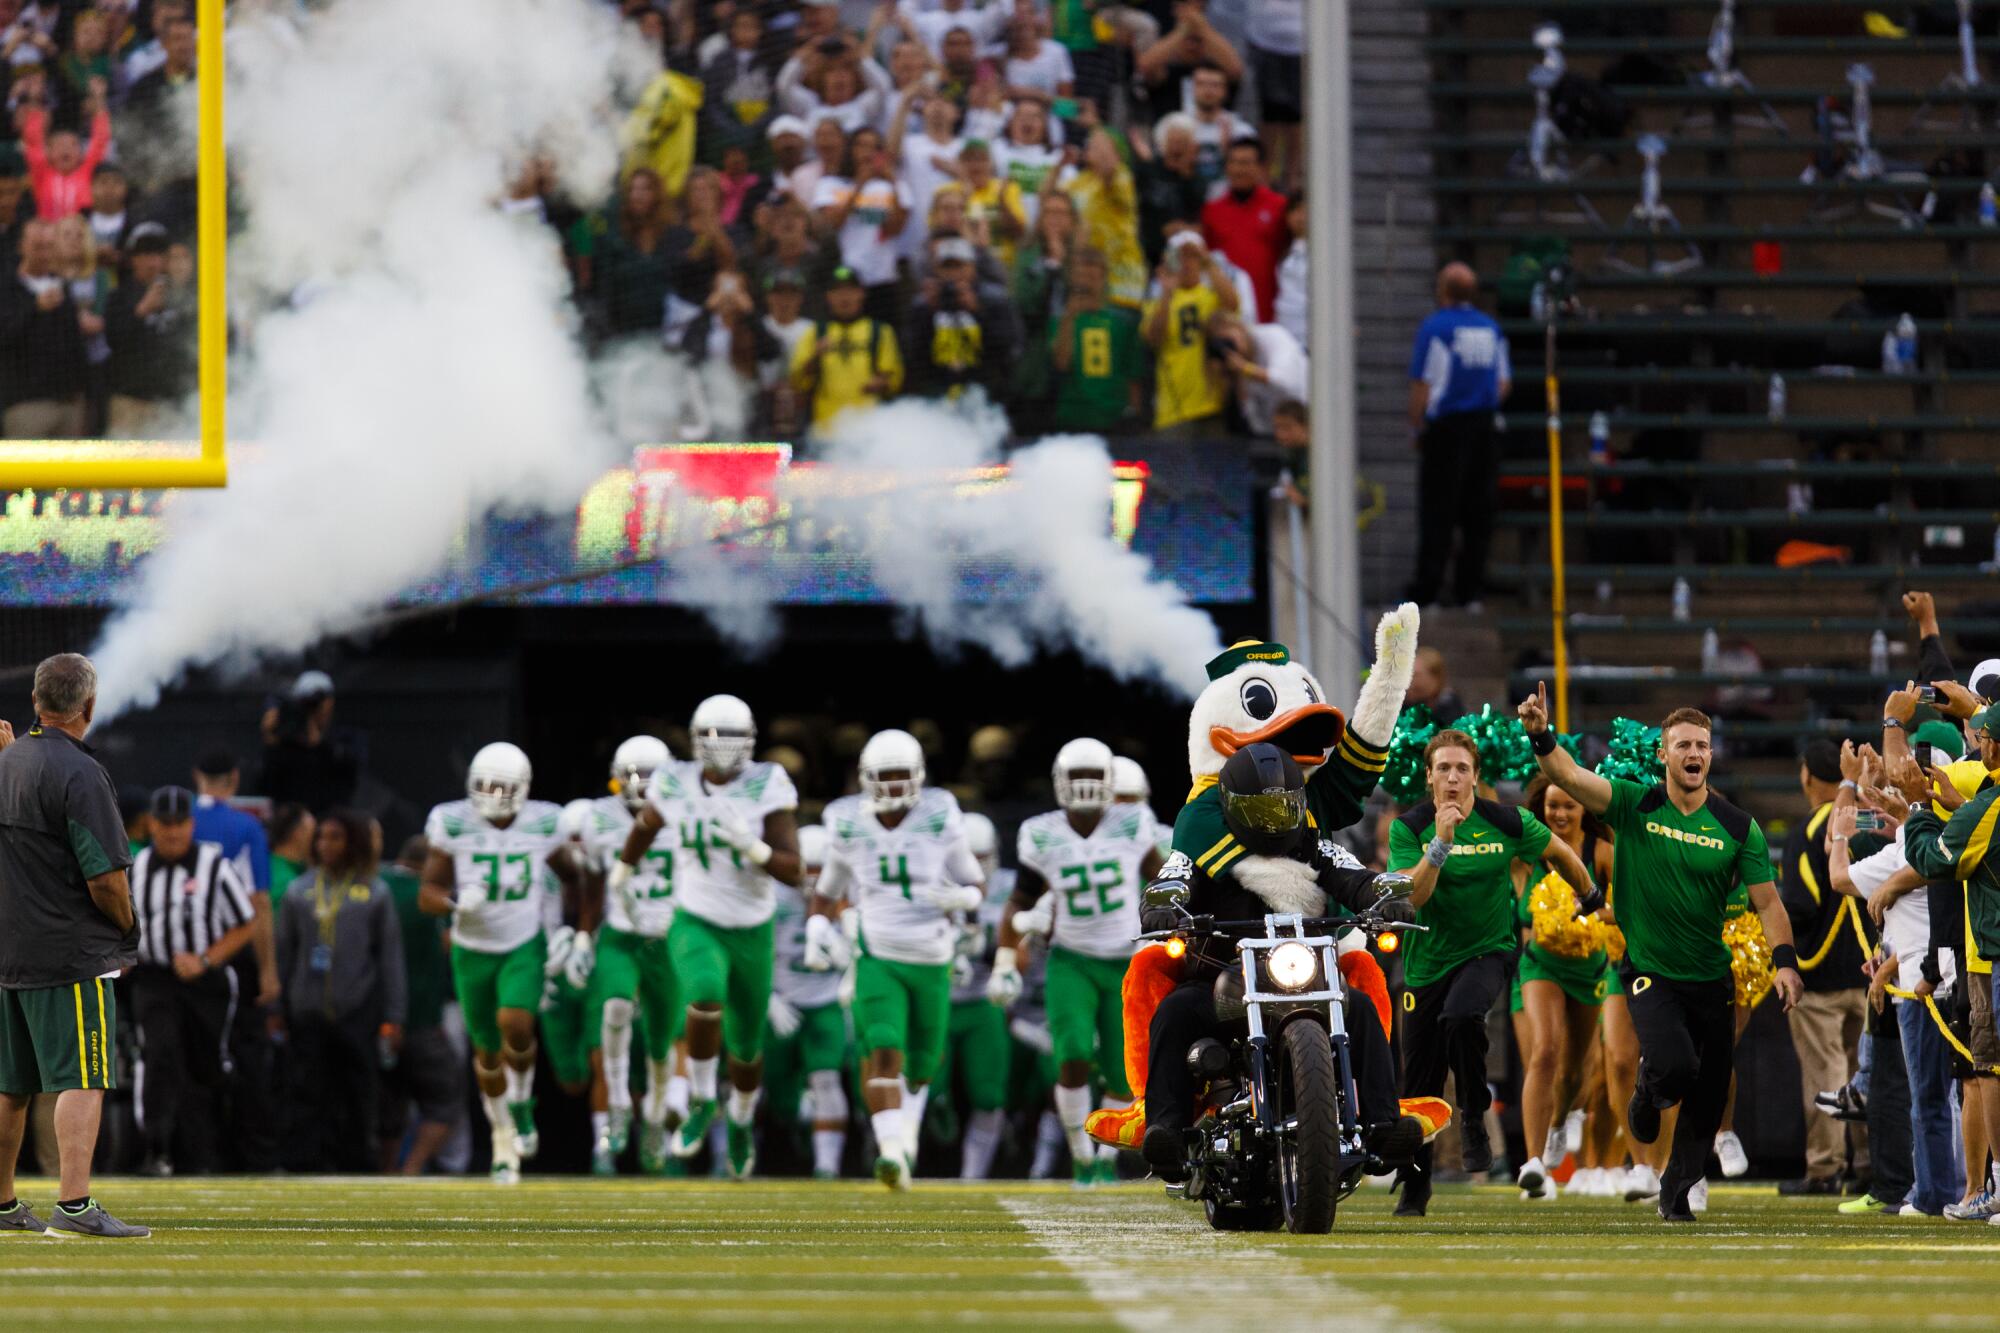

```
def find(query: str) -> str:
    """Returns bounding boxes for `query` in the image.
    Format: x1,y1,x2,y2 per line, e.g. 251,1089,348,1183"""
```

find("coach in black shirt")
0,653,148,1239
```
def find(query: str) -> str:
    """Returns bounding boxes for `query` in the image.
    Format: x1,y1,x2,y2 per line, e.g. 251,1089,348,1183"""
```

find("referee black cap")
1799,737,1842,785
195,748,238,778
149,785,195,824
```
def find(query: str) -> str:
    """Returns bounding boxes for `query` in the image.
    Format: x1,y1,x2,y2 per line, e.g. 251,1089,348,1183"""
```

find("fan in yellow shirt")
788,267,905,430
1141,232,1239,431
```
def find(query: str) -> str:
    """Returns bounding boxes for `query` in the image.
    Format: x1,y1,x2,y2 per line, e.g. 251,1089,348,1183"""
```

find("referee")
1518,683,1805,1221
0,653,147,1239
129,786,257,1177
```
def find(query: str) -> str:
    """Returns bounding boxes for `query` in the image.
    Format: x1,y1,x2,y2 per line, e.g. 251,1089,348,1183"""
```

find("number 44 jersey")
424,798,567,954
821,788,979,966
1017,806,1153,961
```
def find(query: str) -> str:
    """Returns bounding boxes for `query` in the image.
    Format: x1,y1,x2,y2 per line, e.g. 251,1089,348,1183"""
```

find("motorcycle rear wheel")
1277,1020,1343,1233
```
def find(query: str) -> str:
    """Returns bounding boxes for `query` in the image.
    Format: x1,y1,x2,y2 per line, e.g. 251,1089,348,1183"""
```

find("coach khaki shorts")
1969,969,2000,1071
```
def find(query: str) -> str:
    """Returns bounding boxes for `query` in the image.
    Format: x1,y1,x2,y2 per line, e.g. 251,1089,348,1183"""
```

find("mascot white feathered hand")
1170,604,1421,917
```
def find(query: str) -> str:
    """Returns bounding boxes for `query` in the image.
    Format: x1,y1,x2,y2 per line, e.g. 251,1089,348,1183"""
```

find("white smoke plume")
89,0,1220,712
91,0,651,716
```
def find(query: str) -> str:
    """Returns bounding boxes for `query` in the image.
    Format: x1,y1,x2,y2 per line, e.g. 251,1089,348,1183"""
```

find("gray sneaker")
0,1200,46,1234
44,1201,149,1239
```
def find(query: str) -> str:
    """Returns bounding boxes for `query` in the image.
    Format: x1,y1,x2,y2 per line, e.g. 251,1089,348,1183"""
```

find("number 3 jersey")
1017,805,1154,960
581,796,678,939
424,799,566,955
820,788,982,967
651,760,798,930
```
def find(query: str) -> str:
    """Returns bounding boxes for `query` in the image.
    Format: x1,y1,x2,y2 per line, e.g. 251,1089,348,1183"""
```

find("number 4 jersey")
424,798,566,954
820,788,982,966
652,760,798,930
582,796,677,938
1017,806,1154,960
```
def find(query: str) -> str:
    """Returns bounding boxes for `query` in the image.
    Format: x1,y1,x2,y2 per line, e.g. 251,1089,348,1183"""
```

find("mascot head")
1189,640,1346,783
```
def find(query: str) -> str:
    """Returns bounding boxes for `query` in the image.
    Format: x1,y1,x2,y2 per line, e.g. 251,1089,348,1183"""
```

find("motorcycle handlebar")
1136,915,1428,942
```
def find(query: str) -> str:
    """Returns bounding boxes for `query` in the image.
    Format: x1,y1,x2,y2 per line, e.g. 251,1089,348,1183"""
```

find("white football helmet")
859,728,926,813
467,742,532,822
961,810,999,880
1052,737,1115,814
1112,756,1150,804
691,694,756,780
610,734,670,811
798,823,828,877
558,798,595,842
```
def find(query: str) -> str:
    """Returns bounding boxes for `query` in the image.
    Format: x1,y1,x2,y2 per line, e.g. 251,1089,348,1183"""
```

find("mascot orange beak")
1209,703,1347,769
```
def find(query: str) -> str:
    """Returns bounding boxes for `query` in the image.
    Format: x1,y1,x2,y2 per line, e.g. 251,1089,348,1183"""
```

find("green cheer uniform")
1601,780,1770,985
1517,829,1612,1008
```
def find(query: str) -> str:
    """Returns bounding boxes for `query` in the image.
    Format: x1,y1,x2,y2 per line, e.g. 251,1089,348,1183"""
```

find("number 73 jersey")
1017,806,1153,960
424,798,566,954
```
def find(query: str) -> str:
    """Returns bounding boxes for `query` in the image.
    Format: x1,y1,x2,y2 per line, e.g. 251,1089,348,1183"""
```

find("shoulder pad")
1473,797,1523,838
1395,800,1438,836
1705,792,1755,844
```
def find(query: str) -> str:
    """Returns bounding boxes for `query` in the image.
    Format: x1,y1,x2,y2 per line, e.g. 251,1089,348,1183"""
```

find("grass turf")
0,1178,1995,1330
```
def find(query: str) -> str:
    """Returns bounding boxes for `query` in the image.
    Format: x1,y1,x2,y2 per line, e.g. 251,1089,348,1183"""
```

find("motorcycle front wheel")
1276,1019,1343,1234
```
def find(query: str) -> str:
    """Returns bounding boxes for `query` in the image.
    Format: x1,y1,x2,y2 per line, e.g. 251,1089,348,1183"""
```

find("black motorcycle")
1142,906,1426,1234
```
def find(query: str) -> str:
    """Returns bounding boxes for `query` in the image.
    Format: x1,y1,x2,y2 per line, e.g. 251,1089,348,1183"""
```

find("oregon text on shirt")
1409,304,1511,419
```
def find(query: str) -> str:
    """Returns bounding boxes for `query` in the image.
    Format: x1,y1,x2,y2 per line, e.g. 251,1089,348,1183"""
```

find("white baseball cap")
766,114,809,142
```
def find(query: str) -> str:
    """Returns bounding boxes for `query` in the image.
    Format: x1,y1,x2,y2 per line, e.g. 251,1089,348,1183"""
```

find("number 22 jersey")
1016,806,1153,960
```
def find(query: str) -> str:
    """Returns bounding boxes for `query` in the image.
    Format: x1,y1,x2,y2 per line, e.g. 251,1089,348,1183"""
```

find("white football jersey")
772,881,845,1010
1016,805,1155,960
582,795,679,938
823,788,973,966
658,760,798,929
424,798,566,954
1117,799,1173,859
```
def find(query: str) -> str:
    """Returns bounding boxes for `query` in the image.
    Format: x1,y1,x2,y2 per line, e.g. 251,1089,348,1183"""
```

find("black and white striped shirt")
132,841,255,968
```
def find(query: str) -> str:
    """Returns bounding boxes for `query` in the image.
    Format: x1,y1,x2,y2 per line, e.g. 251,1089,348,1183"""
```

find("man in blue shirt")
1405,262,1511,611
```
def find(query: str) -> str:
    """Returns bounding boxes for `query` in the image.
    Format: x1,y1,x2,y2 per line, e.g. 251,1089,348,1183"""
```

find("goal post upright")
0,0,227,491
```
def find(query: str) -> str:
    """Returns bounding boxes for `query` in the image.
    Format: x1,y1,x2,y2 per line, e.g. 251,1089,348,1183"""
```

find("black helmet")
1219,742,1308,855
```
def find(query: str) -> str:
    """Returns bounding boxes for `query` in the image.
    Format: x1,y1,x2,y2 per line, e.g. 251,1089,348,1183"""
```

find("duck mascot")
1086,603,1452,1149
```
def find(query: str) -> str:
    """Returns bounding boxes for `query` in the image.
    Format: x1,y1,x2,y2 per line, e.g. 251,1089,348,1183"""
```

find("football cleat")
607,1106,633,1156
639,1120,670,1174
725,1121,756,1181
673,1099,719,1159
509,1100,539,1159
875,1150,912,1192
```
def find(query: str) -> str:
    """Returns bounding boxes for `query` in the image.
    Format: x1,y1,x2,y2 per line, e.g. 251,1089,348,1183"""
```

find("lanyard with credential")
310,875,355,1018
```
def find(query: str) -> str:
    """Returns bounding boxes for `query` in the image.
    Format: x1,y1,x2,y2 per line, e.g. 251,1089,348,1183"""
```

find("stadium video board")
0,441,1254,608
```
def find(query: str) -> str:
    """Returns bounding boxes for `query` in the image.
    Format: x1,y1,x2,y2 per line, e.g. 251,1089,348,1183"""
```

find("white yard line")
1000,1192,1440,1333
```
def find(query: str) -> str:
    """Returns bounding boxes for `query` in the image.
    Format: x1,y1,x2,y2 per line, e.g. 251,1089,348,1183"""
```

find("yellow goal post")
0,0,226,490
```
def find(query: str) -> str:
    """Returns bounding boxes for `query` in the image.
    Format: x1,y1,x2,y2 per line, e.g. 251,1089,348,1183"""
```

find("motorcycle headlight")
1266,942,1318,992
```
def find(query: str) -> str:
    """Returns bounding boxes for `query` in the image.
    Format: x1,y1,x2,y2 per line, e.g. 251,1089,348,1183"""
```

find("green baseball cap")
1205,641,1291,682
1969,704,2000,740
1911,719,1967,759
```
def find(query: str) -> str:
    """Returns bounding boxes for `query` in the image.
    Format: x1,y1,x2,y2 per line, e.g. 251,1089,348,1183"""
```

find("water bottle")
1869,629,1889,676
1588,411,1610,466
1884,313,1918,373
1766,373,1786,422
1701,628,1720,673
1671,577,1691,623
1981,181,1997,227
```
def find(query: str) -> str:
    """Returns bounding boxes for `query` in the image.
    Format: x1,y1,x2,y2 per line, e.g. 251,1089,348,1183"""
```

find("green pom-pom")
1594,717,1662,785
1447,705,1538,785
1382,704,1437,804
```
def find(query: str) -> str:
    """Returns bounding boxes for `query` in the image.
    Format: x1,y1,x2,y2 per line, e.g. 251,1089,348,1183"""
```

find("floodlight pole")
1306,0,1360,705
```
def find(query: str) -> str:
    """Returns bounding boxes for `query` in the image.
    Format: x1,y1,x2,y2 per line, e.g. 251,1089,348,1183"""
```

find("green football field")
2,1178,1996,1330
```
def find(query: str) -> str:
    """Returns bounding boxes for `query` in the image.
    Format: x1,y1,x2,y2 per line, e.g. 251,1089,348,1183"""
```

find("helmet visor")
1222,787,1307,837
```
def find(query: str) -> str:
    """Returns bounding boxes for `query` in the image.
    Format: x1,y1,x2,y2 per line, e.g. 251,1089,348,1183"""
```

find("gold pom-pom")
1528,873,1609,959
1602,922,1627,963
1722,910,1773,1009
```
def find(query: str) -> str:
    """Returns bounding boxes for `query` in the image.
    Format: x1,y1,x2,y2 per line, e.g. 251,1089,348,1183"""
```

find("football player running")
420,743,581,1184
768,824,853,1179
615,696,802,1179
945,812,1015,1180
582,737,688,1174
994,739,1165,1185
810,729,985,1191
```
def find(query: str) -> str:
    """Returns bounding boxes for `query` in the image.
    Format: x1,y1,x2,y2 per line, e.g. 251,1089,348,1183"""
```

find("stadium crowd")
0,0,1313,445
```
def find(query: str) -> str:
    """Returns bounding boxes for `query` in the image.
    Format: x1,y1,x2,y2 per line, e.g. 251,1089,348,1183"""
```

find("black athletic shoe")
1459,1123,1494,1176
1777,1175,1841,1196
1140,1124,1190,1184
1364,1116,1425,1169
1393,1168,1431,1217
1627,1089,1661,1145
1658,1199,1698,1223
